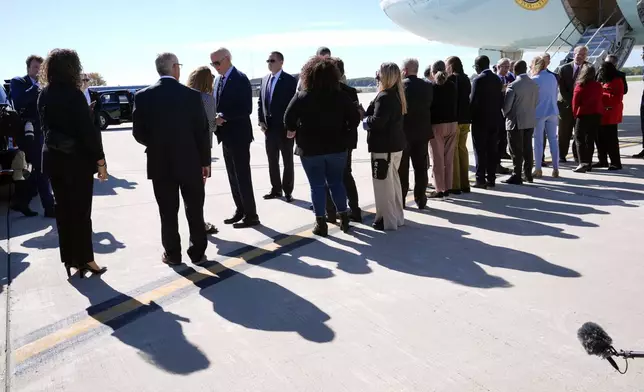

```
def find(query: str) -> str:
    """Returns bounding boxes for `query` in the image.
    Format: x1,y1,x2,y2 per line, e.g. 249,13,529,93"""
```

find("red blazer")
572,81,604,118
601,78,624,125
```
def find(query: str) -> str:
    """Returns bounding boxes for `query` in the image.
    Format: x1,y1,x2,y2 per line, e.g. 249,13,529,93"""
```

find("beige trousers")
372,151,404,231
429,122,458,192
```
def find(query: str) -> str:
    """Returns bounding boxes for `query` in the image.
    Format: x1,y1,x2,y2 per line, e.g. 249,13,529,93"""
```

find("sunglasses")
210,56,228,67
82,79,90,82
266,59,276,63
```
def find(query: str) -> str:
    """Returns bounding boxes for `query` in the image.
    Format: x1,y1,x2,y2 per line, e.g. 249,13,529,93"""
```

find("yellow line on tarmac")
14,227,317,365
13,139,641,366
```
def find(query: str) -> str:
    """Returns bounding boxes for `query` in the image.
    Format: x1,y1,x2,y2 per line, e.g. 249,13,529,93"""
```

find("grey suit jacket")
503,74,539,131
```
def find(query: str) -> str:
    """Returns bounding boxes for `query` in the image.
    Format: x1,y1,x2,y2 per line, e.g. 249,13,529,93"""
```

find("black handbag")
371,152,391,180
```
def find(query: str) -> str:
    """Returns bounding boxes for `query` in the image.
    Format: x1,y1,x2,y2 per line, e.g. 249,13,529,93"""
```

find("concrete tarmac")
1,83,644,391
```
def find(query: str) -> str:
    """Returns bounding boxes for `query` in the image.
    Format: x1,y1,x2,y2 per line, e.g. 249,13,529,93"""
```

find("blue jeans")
534,115,559,170
300,152,348,217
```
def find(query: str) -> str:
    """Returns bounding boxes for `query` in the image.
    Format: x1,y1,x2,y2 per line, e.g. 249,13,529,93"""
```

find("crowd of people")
0,43,640,279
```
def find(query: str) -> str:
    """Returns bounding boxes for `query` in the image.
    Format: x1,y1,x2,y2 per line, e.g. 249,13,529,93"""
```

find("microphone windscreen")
578,322,613,357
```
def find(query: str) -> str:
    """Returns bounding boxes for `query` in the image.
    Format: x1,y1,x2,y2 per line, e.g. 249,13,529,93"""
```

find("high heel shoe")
78,263,107,278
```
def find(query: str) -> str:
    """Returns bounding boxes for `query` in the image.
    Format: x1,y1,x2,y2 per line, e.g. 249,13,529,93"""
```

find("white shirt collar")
222,66,234,80
271,69,282,79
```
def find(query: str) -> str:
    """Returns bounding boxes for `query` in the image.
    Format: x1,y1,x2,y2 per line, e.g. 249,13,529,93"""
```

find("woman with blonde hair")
363,62,407,231
187,66,218,235
530,55,560,179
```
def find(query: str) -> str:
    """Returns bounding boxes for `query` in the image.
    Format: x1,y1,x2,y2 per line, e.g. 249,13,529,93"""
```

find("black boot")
339,211,350,233
326,211,337,224
313,217,328,237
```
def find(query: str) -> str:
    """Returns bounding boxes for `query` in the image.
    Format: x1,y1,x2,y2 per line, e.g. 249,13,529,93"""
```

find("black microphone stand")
606,347,644,374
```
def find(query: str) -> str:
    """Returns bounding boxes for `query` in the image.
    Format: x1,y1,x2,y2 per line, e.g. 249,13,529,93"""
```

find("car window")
101,94,119,103
118,95,130,104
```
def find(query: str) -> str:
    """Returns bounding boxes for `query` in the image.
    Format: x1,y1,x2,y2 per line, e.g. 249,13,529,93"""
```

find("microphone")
577,322,644,374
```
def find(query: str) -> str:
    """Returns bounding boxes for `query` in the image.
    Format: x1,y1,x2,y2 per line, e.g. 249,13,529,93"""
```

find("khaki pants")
429,122,458,192
372,151,404,231
452,124,470,190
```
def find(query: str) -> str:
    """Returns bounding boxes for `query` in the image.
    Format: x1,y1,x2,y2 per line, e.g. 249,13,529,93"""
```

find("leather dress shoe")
285,194,293,203
162,253,181,266
263,192,282,200
224,212,244,225
233,217,260,229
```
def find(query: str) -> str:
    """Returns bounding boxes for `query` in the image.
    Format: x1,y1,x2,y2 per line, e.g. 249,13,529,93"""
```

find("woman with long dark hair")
596,61,624,170
39,49,108,278
428,60,458,199
445,56,471,194
571,64,604,172
284,57,360,236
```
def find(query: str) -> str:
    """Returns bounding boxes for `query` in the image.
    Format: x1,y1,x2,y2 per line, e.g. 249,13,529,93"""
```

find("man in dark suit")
495,58,514,174
133,52,210,266
398,58,433,209
258,51,297,202
556,45,588,163
210,48,260,228
470,55,503,188
10,55,55,217
325,58,363,223
604,54,628,94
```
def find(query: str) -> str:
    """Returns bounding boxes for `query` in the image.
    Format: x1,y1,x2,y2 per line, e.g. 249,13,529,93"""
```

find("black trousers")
574,114,601,165
471,123,498,184
508,128,534,177
398,140,429,201
326,149,359,215
14,136,55,210
558,102,578,162
48,154,95,268
265,131,294,196
152,176,207,261
597,124,622,167
223,143,258,219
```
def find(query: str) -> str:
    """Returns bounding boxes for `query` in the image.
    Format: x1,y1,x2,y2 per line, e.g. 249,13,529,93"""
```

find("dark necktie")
573,66,579,81
216,76,225,109
265,75,273,117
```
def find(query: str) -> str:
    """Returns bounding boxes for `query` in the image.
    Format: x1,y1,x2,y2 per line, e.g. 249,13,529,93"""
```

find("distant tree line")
621,66,643,76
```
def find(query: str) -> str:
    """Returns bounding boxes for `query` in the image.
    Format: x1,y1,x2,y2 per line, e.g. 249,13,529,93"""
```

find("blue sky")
2,0,642,85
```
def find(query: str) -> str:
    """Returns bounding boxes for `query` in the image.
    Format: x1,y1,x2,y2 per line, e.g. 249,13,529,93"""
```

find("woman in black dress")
39,48,108,278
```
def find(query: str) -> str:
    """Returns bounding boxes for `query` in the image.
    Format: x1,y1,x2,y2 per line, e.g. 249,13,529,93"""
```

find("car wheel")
98,112,108,130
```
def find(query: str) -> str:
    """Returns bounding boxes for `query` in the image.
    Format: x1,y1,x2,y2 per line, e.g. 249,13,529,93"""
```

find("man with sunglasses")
258,51,297,202
210,48,260,228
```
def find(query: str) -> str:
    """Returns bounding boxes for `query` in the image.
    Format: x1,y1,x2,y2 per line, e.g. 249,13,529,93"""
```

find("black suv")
90,89,135,130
